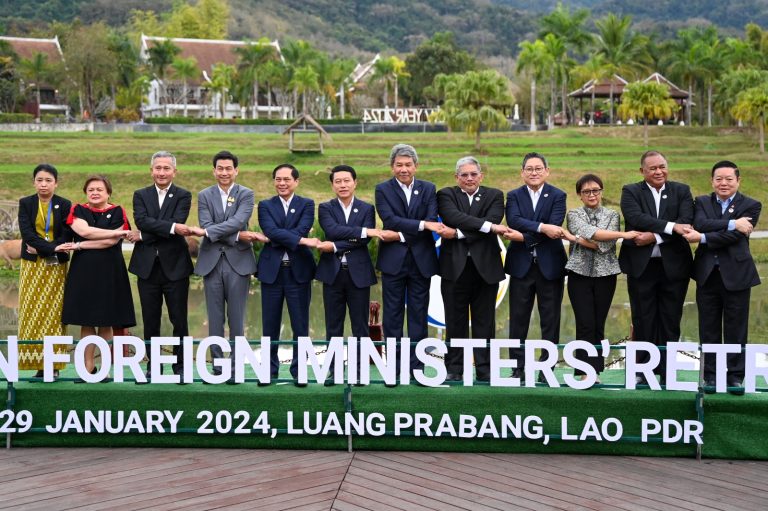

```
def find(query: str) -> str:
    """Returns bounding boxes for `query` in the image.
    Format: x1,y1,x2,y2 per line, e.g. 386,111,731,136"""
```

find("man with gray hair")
375,143,447,383
437,157,517,381
127,151,195,382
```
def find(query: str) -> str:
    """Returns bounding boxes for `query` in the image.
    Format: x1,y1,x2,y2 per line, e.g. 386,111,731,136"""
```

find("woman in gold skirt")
17,164,72,380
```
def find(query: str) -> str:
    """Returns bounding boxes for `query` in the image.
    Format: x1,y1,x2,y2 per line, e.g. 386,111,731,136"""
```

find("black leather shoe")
727,378,745,395
703,377,716,394
635,375,649,386
511,368,523,379
445,373,462,382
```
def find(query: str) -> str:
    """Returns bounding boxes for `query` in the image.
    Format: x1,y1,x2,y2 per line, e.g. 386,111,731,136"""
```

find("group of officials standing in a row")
17,144,760,392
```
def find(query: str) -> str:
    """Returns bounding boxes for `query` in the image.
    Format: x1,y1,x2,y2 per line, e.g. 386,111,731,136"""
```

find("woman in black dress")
58,175,136,381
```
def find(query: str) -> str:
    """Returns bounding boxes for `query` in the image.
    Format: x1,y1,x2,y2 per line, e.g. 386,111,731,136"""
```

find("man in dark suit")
316,165,390,385
504,152,567,382
682,161,760,394
619,150,694,385
375,144,447,382
437,156,515,382
190,151,260,383
258,164,331,386
127,151,194,382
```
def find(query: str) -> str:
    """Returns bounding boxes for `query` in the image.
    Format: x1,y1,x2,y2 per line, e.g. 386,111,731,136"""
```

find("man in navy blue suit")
682,161,760,394
316,165,392,385
504,152,567,382
375,144,449,383
257,164,332,386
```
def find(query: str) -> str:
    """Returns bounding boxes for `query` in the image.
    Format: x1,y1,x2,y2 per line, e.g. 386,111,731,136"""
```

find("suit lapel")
658,185,669,219
518,186,534,219
390,178,409,212
723,192,739,219
640,183,657,218
532,184,549,221
468,186,482,215
158,184,175,218
407,180,422,216
224,184,239,220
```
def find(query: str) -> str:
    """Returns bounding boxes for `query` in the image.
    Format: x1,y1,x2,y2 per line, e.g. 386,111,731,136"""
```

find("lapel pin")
475,197,480,201
54,204,59,209
227,196,235,204
543,193,549,198
662,195,667,199
353,208,358,213
414,190,419,195
106,214,112,218
729,207,734,213
168,193,173,198
290,208,295,214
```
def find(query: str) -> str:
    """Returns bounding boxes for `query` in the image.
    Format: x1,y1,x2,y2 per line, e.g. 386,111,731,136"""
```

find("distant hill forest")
1,0,765,59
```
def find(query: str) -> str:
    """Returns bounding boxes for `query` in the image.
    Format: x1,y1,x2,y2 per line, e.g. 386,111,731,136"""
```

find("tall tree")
516,39,552,131
732,84,768,153
404,32,478,106
171,56,199,117
260,59,288,119
595,13,651,123
714,69,768,124
18,52,50,121
0,41,21,114
235,38,279,119
290,65,319,115
429,70,513,151
539,2,594,56
542,33,572,128
617,81,677,147
62,22,118,119
371,56,407,108
573,54,612,124
209,63,235,118
147,39,181,105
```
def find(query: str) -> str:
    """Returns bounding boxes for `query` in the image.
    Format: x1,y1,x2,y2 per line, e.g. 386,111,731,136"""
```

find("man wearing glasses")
437,156,518,382
504,152,567,383
619,150,694,386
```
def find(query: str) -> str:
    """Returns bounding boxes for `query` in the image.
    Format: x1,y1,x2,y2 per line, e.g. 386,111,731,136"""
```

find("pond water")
2,263,767,347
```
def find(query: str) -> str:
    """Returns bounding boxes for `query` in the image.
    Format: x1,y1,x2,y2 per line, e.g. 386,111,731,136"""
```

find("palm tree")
663,28,716,126
260,60,288,119
617,81,677,146
539,2,594,56
429,70,513,150
732,84,768,153
573,54,611,124
171,56,199,118
147,39,181,105
209,64,235,118
282,39,320,117
235,38,279,119
542,33,572,127
595,13,651,123
330,58,357,119
371,56,396,108
714,69,768,125
290,65,319,115
19,52,50,122
516,39,552,131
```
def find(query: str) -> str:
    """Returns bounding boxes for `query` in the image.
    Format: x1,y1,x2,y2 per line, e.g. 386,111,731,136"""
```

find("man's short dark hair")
640,150,666,167
272,163,299,179
329,164,357,182
521,152,548,169
213,150,238,169
33,163,58,181
575,174,604,194
711,160,740,178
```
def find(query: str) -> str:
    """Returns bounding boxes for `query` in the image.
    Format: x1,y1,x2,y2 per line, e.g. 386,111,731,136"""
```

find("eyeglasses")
522,167,546,175
580,188,603,196
457,172,481,179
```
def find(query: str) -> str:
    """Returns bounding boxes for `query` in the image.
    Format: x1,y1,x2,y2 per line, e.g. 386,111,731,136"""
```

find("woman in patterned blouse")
562,174,639,385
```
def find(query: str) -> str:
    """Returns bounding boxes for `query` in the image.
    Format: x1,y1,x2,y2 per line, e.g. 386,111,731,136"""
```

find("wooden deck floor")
0,448,765,510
